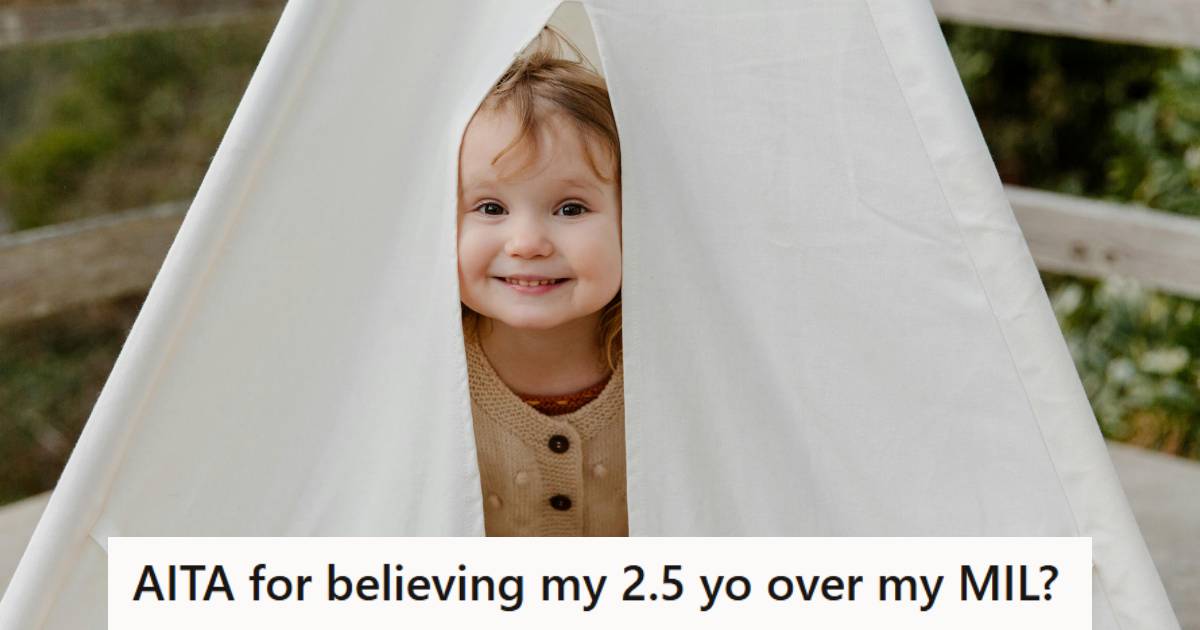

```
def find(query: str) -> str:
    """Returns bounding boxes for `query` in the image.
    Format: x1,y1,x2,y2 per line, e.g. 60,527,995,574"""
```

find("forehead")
459,108,611,194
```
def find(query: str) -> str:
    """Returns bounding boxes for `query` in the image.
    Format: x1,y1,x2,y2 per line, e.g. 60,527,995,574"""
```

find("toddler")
457,27,626,536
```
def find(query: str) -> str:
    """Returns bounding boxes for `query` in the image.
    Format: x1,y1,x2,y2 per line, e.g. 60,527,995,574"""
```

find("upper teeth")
508,278,557,286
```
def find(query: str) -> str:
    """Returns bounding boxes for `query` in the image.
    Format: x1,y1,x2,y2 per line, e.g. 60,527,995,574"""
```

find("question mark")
1039,565,1059,601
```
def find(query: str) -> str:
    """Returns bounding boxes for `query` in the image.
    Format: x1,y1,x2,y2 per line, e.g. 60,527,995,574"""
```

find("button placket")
539,423,583,533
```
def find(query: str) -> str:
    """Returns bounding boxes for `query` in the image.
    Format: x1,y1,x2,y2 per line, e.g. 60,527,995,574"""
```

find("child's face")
458,107,621,332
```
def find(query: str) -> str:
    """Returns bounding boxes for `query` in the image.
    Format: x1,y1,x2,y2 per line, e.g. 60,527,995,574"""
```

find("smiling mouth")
495,277,569,287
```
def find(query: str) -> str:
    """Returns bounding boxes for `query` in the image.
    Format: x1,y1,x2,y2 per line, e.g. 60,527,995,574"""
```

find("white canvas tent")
0,0,1179,628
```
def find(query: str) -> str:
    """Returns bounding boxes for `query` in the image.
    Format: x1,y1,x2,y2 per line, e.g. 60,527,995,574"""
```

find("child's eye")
555,203,589,217
475,202,506,216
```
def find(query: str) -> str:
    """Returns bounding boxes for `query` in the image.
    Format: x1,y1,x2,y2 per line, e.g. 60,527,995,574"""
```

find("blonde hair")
460,26,623,372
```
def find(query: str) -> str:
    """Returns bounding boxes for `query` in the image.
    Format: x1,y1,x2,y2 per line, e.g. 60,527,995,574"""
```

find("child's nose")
504,217,553,258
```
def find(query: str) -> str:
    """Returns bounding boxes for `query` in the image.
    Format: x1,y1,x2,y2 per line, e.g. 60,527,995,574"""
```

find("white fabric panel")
0,1,1176,629
864,4,1177,628
605,0,1071,533
588,0,1175,627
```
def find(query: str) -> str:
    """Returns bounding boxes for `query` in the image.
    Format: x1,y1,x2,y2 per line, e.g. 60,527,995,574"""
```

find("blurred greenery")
2,20,1200,509
1047,275,1199,456
0,19,274,230
944,25,1200,458
0,295,143,505
0,20,274,504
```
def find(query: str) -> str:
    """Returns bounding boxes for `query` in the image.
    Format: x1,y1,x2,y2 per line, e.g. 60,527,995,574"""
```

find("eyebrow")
557,177,602,192
461,176,602,196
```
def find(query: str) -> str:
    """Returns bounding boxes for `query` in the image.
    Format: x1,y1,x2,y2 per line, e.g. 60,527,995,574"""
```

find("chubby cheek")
577,227,623,298
456,229,493,294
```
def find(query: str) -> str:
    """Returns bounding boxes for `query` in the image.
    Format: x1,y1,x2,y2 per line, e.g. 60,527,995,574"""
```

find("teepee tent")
0,0,1179,628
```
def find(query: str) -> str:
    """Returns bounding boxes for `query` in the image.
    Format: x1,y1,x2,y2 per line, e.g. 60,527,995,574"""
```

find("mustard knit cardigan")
464,326,628,536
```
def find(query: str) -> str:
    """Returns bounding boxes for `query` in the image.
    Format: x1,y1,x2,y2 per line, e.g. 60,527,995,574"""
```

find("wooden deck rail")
1010,187,1200,297
931,0,1200,49
0,202,186,326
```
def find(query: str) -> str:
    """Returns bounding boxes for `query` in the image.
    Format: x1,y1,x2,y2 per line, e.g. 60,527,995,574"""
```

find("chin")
492,312,569,331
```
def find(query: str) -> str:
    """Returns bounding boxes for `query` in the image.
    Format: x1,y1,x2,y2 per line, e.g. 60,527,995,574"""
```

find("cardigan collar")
463,323,624,441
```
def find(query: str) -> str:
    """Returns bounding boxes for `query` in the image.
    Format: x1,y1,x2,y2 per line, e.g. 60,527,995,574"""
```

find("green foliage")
1048,275,1200,456
0,20,273,230
2,88,120,228
943,25,1172,194
1107,50,1200,216
0,297,141,505
945,25,1200,458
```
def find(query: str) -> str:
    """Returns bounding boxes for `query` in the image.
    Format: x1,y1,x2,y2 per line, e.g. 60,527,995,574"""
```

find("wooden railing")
0,202,186,326
930,0,1200,49
1,0,1199,327
1009,187,1200,298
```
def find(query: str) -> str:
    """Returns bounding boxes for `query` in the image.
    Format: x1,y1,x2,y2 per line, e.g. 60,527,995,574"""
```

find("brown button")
548,434,570,454
549,494,572,511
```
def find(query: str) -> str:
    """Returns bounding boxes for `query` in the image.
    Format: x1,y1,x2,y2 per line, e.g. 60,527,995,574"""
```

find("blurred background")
0,0,1197,626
